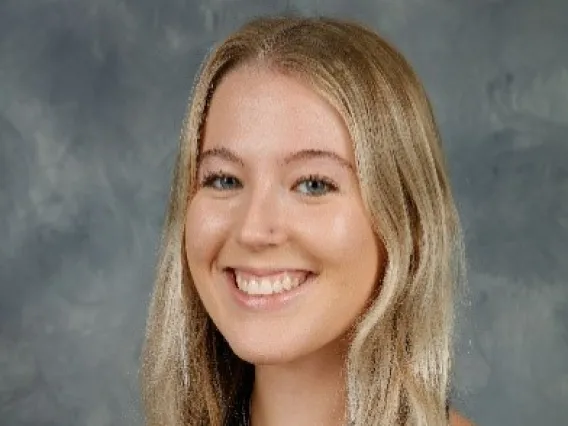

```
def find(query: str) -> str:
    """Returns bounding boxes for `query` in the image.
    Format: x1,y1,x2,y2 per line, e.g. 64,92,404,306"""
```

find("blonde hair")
141,14,467,426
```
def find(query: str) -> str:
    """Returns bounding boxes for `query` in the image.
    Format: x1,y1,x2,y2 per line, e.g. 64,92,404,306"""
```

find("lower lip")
224,270,315,311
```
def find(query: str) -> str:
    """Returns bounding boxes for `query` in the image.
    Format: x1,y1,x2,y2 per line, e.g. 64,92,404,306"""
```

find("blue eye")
200,173,242,191
294,175,338,197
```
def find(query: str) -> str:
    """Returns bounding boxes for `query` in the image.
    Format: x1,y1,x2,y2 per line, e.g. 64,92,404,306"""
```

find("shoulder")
449,409,475,426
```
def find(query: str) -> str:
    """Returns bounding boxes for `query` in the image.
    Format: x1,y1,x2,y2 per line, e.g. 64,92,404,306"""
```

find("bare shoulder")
449,409,475,426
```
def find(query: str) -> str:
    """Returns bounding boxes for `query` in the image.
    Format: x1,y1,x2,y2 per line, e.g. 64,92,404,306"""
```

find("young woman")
141,15,474,426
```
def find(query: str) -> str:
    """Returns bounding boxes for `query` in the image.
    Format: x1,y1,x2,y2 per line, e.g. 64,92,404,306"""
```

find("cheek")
295,203,383,310
184,197,231,268
298,204,380,268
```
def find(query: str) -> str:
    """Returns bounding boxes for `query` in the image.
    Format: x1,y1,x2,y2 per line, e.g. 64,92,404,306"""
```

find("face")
184,64,384,365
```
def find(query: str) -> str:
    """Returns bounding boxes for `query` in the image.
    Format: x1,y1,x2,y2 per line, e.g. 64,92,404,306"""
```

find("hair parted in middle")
141,14,466,426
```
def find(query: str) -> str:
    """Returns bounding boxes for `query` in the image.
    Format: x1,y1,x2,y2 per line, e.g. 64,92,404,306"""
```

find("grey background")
1,0,567,425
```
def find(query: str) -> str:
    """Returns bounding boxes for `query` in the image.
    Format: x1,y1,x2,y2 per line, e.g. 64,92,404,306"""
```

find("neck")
249,341,349,426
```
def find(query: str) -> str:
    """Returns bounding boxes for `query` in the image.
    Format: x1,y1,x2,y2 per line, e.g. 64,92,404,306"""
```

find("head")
184,62,385,367
142,15,465,426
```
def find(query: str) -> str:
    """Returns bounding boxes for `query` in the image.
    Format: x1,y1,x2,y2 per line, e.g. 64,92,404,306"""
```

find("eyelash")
199,171,241,190
293,174,339,195
198,171,339,196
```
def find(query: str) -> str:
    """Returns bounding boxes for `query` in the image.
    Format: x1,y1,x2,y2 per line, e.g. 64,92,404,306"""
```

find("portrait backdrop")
0,1,567,425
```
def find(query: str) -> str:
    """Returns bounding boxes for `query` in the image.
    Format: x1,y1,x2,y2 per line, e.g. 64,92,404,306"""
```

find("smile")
227,268,312,296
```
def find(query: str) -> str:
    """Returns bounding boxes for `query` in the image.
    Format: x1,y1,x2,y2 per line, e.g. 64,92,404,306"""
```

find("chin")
232,349,295,366
222,331,314,366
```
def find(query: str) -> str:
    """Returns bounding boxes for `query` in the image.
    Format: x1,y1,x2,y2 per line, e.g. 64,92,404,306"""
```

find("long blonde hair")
141,14,466,426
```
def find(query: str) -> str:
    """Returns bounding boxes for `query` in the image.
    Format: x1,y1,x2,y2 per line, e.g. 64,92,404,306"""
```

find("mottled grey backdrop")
1,0,566,425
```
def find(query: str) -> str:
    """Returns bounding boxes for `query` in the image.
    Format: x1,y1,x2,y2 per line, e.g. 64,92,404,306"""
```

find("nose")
235,185,287,250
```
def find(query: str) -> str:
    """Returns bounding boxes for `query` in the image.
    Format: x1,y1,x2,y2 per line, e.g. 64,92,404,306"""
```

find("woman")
141,15,473,426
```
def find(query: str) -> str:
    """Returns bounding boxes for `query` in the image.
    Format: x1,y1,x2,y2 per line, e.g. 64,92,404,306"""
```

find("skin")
450,411,475,426
184,64,473,426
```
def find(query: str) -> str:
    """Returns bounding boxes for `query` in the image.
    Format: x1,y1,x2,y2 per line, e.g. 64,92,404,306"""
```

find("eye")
294,174,338,197
200,172,242,191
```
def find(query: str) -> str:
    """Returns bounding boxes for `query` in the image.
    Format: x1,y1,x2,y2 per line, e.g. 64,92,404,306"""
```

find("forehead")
201,65,354,163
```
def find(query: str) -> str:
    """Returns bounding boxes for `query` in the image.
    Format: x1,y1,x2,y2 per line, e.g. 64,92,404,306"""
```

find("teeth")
234,271,305,295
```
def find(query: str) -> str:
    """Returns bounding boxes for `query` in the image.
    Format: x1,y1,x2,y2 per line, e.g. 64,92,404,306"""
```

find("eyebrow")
198,147,245,167
198,147,355,171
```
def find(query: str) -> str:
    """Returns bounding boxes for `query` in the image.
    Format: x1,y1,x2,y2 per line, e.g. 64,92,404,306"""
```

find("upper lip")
225,266,313,277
